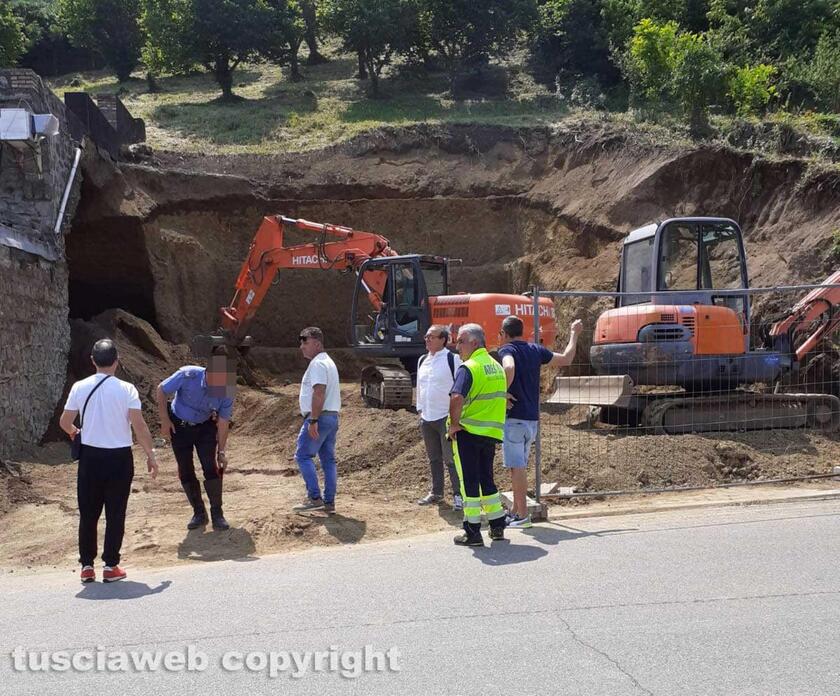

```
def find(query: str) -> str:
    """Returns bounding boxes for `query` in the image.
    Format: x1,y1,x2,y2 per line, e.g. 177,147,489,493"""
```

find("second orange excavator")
549,217,840,433
194,214,557,408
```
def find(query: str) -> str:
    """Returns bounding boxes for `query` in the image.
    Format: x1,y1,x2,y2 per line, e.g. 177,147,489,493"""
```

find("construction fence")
528,283,840,504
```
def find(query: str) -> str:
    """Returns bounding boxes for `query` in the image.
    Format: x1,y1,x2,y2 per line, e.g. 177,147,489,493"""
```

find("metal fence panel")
531,284,840,503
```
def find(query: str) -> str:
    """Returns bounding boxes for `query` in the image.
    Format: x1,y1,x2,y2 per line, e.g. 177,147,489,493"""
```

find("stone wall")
0,69,81,458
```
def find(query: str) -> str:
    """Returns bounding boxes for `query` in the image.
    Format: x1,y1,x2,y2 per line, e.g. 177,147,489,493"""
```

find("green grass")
48,42,840,157
49,45,572,155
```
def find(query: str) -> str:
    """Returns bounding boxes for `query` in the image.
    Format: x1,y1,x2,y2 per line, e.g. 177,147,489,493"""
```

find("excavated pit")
67,193,609,373
62,124,840,388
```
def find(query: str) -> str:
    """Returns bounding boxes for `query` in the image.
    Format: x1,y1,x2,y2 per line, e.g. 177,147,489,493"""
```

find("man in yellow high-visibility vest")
447,323,508,546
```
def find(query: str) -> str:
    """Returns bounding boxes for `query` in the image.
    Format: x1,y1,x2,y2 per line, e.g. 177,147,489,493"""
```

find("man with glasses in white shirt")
293,326,341,514
415,324,463,510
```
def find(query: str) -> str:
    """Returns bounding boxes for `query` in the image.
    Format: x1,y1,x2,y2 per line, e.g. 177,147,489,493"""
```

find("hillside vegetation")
0,0,837,155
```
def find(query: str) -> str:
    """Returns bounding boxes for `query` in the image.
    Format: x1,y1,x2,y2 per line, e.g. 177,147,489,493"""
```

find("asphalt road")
1,499,839,696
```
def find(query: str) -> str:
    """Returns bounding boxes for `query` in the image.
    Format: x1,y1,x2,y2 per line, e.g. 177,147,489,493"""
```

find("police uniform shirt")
160,366,234,423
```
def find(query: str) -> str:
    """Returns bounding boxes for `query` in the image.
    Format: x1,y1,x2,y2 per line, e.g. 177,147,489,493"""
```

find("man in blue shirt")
499,315,582,528
156,355,236,531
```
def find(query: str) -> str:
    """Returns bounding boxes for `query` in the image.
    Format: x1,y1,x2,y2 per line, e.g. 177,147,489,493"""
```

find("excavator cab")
592,217,771,388
618,218,749,318
351,254,449,408
350,254,448,359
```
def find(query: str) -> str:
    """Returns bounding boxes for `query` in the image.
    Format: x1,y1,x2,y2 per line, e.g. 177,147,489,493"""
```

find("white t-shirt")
416,349,462,422
65,373,142,448
299,352,341,416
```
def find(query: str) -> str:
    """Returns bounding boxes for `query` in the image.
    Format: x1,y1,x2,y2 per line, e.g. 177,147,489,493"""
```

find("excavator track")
360,365,413,409
642,392,840,435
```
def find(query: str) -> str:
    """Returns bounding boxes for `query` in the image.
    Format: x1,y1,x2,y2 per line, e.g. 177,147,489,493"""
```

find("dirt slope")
68,124,840,359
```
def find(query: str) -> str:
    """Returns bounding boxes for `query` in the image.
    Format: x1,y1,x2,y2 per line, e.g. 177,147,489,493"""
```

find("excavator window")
420,261,447,297
392,263,421,334
659,224,699,290
621,238,653,305
700,224,744,290
700,223,747,325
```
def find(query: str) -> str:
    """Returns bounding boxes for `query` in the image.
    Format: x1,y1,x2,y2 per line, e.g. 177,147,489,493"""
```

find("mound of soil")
0,461,38,516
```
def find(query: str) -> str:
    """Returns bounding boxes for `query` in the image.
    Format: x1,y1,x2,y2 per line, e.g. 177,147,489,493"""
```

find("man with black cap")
156,354,236,531
60,339,158,584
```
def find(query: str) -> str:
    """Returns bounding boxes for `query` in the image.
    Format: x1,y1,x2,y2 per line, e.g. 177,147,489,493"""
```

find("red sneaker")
102,566,126,583
80,566,95,584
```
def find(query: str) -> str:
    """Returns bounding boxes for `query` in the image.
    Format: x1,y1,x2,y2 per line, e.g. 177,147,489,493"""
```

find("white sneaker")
506,514,532,529
453,495,464,511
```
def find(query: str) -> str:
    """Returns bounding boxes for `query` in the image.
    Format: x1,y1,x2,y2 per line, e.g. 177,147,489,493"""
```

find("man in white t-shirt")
293,326,341,514
415,324,463,509
59,339,158,584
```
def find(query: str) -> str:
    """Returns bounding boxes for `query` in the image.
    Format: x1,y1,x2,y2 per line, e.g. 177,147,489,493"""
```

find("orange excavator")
194,214,557,408
549,217,840,433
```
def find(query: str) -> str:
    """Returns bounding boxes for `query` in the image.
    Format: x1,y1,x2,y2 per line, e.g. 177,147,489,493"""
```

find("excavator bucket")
191,334,252,359
543,375,634,413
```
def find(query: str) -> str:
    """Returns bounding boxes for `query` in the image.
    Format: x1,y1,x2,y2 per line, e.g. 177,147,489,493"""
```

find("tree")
263,0,306,81
321,0,420,97
0,3,26,67
728,63,777,116
422,0,537,88
140,0,195,89
807,29,840,112
191,0,273,100
143,0,305,99
602,0,710,52
13,0,104,76
624,18,725,133
57,0,143,81
624,17,681,106
530,0,617,86
708,0,837,64
300,0,326,64
671,31,725,134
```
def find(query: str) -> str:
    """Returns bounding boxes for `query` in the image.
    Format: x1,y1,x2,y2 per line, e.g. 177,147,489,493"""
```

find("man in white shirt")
415,324,463,509
293,326,341,514
59,339,158,584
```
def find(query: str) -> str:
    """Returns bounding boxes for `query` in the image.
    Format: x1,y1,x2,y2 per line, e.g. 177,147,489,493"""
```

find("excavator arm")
217,215,397,345
769,270,840,362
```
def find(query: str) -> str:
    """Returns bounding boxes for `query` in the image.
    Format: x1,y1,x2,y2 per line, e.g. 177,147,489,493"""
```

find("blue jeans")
294,414,339,504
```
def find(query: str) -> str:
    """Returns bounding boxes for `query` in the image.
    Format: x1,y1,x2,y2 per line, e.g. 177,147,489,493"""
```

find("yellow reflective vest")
460,348,507,441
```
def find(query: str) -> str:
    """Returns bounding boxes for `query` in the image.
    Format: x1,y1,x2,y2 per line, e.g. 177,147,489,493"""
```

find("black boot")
203,478,230,531
181,480,208,530
454,521,483,547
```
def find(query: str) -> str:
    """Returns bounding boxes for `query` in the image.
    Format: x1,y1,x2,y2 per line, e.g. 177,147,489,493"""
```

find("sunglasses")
298,335,309,343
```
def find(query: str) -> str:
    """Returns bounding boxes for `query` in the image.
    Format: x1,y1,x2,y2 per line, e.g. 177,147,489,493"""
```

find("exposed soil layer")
69,124,840,358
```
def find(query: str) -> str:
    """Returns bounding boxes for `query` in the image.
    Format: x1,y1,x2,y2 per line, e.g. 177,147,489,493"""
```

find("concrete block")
500,490,547,521
538,481,576,497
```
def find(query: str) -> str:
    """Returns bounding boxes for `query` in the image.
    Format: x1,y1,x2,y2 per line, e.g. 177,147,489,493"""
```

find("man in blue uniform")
156,354,236,531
